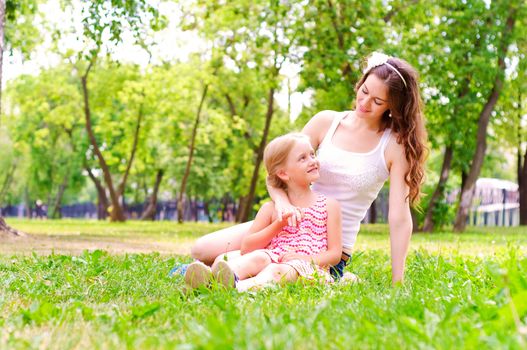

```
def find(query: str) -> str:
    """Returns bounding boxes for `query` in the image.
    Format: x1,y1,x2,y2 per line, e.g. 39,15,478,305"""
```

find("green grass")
1,220,526,349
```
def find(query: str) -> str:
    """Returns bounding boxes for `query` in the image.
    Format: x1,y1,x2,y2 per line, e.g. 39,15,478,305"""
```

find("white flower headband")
363,52,407,88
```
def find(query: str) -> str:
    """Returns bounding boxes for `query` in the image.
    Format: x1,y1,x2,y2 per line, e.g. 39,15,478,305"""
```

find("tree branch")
383,0,419,23
118,97,145,198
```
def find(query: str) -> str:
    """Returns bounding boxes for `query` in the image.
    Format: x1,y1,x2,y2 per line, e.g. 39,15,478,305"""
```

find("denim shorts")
330,252,351,280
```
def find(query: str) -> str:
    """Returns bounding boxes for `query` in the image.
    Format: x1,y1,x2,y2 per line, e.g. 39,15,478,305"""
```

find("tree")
453,1,522,231
188,0,301,222
59,0,164,221
297,0,388,113
493,25,527,223
176,65,214,223
79,61,152,221
402,0,490,231
0,0,40,235
5,66,87,219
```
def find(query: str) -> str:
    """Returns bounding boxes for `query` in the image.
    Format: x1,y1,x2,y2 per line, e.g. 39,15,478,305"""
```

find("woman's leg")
191,221,253,265
236,263,298,292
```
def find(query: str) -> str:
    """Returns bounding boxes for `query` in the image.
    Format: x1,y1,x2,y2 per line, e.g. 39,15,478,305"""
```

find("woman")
189,52,427,283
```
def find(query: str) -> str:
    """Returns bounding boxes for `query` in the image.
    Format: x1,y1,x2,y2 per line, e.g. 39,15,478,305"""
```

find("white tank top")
312,111,392,250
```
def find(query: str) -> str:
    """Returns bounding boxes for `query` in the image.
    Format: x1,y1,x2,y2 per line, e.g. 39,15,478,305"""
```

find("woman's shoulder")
310,110,348,125
384,132,408,172
303,110,350,146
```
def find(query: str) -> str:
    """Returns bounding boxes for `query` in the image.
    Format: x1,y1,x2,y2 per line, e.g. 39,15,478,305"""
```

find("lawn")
0,219,526,349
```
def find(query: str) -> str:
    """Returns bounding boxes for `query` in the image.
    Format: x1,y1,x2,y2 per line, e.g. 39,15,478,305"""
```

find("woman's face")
355,74,390,120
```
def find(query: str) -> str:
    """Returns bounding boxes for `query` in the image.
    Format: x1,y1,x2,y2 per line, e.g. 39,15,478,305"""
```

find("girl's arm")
266,177,301,226
280,198,342,267
386,141,413,284
240,202,291,254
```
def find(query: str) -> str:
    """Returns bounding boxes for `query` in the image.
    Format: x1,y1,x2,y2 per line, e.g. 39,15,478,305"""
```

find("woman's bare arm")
266,177,301,226
301,110,335,149
386,140,413,284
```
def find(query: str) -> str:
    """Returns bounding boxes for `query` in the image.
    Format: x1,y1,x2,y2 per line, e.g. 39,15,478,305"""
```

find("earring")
388,112,393,118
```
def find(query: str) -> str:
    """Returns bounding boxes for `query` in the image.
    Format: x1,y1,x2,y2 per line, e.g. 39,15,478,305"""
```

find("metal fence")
0,199,237,223
0,178,521,227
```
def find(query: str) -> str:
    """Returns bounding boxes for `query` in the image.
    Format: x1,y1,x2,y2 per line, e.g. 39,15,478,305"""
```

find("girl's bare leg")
213,250,271,279
191,221,253,265
236,263,298,292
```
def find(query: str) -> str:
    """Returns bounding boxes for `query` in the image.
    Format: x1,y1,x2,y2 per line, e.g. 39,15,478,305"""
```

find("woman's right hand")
274,200,302,227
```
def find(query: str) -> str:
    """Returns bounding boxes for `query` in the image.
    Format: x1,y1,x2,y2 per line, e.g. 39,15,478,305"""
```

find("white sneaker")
340,271,360,284
184,261,212,289
212,260,237,288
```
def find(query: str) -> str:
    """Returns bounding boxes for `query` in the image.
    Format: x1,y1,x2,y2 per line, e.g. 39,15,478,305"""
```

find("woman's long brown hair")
355,57,428,206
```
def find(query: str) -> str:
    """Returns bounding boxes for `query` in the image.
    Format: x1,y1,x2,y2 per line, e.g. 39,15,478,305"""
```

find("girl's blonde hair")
264,133,310,190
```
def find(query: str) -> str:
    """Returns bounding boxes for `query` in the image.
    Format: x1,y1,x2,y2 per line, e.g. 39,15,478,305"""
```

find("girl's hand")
275,211,294,228
279,252,310,263
274,200,303,227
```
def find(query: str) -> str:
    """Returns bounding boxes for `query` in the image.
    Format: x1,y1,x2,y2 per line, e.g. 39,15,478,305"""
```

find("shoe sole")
212,260,235,288
184,262,212,289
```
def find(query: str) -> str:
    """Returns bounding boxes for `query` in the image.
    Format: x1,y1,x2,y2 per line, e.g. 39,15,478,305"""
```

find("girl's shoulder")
257,201,277,219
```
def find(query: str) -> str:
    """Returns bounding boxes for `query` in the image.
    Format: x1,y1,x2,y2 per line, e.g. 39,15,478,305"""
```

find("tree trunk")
81,60,126,222
236,195,249,222
368,199,377,224
0,216,25,237
0,0,22,236
239,88,275,222
192,199,198,222
519,151,527,225
24,188,32,219
411,207,419,233
0,162,16,205
454,7,517,232
422,145,454,232
326,0,354,85
49,175,68,219
117,99,144,203
423,64,473,232
0,0,5,125
204,201,214,223
140,169,164,221
518,89,527,224
85,166,109,220
177,84,209,223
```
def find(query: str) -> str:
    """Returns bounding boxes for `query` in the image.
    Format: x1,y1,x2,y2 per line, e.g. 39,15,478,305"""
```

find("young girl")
184,133,342,291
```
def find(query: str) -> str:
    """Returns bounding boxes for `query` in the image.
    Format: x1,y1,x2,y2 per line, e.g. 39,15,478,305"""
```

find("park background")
0,0,526,232
0,0,526,349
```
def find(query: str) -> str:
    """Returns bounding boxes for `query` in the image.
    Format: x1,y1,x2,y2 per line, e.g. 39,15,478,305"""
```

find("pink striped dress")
261,194,333,281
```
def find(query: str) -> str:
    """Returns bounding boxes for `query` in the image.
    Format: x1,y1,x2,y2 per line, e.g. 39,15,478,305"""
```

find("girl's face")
280,139,320,186
355,74,390,120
